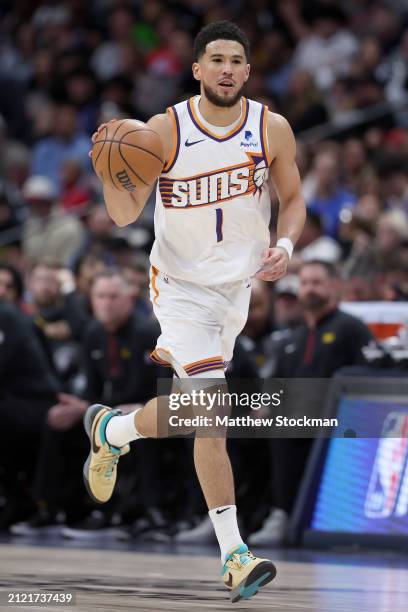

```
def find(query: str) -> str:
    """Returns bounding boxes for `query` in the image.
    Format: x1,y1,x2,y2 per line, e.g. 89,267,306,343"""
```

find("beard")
300,292,330,311
203,82,245,108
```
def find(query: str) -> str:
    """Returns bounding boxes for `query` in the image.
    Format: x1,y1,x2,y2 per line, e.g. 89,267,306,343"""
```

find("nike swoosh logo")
92,411,106,453
216,507,231,514
185,138,205,147
225,573,233,588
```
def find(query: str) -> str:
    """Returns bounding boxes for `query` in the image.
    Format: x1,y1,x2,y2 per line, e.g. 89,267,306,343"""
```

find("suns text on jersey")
159,161,268,208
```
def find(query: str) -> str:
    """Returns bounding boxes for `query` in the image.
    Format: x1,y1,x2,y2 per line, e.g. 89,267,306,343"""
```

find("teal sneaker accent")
239,572,271,599
99,410,122,450
221,544,249,575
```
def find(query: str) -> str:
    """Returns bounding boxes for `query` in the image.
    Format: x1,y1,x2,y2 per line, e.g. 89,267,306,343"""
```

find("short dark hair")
301,259,339,279
193,20,250,62
91,267,129,289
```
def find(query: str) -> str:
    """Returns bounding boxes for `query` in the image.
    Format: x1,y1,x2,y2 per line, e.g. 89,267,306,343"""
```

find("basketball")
92,119,164,192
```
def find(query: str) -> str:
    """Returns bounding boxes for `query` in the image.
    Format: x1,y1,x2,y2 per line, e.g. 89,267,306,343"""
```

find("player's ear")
192,62,201,81
244,63,250,82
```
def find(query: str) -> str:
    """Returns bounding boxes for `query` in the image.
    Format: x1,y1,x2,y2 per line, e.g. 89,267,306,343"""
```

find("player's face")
193,40,250,107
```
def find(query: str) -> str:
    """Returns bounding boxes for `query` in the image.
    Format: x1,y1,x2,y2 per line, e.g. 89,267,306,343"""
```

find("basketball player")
84,21,306,603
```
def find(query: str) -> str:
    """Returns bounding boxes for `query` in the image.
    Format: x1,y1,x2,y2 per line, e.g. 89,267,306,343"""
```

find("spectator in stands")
27,259,88,388
10,269,163,537
248,260,373,546
376,155,408,211
21,176,85,265
343,270,380,302
0,191,22,246
273,276,302,332
241,278,302,379
376,210,408,261
342,138,371,194
289,4,359,91
243,280,273,343
307,150,357,239
0,302,58,530
64,69,99,136
122,254,153,319
59,159,92,213
0,263,24,305
30,102,90,193
262,31,293,100
283,71,329,134
295,211,342,263
91,6,137,81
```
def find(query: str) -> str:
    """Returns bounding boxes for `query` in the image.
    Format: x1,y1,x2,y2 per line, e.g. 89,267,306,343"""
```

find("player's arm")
256,112,306,282
92,114,173,227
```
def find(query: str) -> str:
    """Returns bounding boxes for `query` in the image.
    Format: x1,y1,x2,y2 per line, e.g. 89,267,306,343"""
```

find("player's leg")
209,278,276,601
82,385,195,505
190,372,276,603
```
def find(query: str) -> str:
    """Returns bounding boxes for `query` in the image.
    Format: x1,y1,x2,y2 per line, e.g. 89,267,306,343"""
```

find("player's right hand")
89,118,117,157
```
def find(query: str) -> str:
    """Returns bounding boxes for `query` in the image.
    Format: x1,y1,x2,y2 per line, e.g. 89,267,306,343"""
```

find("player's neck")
198,95,242,127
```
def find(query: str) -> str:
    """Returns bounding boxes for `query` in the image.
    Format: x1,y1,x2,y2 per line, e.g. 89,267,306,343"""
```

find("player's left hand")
255,247,289,282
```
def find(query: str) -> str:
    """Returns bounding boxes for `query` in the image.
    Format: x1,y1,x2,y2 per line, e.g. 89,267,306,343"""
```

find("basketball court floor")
0,535,407,611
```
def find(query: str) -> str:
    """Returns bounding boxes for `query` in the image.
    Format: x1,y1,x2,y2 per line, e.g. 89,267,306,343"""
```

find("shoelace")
90,452,120,478
229,550,255,569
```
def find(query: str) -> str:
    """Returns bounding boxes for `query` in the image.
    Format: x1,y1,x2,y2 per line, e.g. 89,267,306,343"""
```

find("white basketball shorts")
149,266,252,377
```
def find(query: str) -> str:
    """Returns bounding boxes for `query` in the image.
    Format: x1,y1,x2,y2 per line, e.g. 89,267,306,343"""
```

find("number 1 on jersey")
215,208,223,242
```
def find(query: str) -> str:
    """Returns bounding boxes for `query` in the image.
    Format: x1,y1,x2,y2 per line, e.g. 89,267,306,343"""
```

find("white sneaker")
247,508,288,546
173,516,217,544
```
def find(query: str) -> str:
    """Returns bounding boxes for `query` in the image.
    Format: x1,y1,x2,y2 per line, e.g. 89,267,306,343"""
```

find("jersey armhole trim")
163,107,180,173
261,105,273,167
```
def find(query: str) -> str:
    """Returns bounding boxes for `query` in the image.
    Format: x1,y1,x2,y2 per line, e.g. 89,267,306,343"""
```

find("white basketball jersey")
150,96,272,285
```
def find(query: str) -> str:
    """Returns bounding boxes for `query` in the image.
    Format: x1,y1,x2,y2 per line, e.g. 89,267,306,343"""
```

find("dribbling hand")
88,118,117,158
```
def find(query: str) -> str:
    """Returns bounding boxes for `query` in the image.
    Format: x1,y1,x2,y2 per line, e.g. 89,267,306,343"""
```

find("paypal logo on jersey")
240,130,258,148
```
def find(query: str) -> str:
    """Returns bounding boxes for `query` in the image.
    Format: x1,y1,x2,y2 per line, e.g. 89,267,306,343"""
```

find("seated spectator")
0,302,58,530
0,263,24,306
0,189,24,253
248,260,373,546
28,259,88,340
71,252,107,312
290,5,359,91
295,211,342,263
122,253,153,319
59,159,92,214
26,259,89,390
10,269,164,538
21,176,86,265
91,7,137,81
376,210,408,262
342,138,371,194
30,102,90,193
241,280,274,371
282,71,328,133
376,155,408,211
307,150,357,239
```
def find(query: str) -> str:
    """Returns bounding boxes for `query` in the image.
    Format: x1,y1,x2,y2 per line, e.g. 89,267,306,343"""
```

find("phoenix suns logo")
160,155,268,209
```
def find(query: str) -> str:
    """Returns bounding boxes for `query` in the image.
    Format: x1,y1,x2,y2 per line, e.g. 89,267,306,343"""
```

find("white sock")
208,505,245,562
105,408,145,447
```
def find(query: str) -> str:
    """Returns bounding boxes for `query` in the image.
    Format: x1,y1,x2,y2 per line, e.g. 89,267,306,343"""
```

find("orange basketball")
92,119,164,192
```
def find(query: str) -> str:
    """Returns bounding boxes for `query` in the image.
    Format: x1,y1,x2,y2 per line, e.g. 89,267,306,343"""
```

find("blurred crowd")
1,0,408,545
